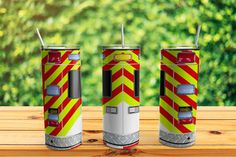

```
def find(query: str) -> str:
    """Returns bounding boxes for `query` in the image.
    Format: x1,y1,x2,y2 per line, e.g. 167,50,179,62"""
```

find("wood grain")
0,106,235,156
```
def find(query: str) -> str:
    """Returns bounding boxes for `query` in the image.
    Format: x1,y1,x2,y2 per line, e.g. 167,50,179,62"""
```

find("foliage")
0,0,235,106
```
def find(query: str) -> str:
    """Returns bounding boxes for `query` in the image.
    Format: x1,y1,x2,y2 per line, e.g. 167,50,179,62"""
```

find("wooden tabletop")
0,106,236,156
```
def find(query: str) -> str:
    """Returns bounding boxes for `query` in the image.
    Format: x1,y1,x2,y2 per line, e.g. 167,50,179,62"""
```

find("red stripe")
161,96,179,111
161,50,176,63
112,84,123,98
45,119,48,128
44,81,68,112
161,96,196,124
42,55,48,64
162,50,198,81
123,69,134,82
43,64,76,112
160,106,191,133
44,51,72,81
161,64,173,76
123,141,139,149
44,65,59,81
102,97,110,104
49,64,73,85
42,65,46,97
123,85,139,102
131,49,140,56
50,98,81,136
103,49,115,57
103,60,117,70
69,60,77,65
165,80,197,110
43,59,78,97
196,55,199,64
173,86,197,110
102,84,123,104
161,64,198,93
178,65,198,81
162,81,179,111
127,60,140,70
112,69,122,82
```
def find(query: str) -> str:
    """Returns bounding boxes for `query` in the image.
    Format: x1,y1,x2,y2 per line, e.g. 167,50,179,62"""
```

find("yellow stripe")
44,89,69,121
123,77,133,91
165,74,197,112
45,60,71,87
59,99,78,123
104,92,123,107
124,62,135,74
42,51,47,60
169,75,198,101
160,98,178,119
124,92,139,106
172,66,197,87
160,114,180,133
167,51,198,73
186,64,198,73
45,125,55,134
45,99,77,134
127,50,139,63
111,64,122,77
59,105,82,136
161,97,195,132
44,64,80,103
112,77,122,91
44,50,80,73
44,74,67,103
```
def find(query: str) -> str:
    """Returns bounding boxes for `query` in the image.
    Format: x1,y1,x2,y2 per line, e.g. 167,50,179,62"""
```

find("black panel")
134,70,140,97
160,70,165,96
103,70,112,97
68,70,81,99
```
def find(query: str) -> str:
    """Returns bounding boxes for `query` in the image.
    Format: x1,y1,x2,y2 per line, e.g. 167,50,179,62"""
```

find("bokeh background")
0,0,235,106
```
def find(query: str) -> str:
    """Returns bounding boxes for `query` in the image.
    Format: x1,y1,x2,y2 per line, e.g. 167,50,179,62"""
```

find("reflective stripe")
46,85,60,96
48,114,59,121
177,84,195,95
106,106,117,114
68,54,80,60
178,112,192,119
128,106,139,114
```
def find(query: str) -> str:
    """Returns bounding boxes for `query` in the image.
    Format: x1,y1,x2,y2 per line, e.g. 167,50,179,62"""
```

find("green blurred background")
0,0,235,106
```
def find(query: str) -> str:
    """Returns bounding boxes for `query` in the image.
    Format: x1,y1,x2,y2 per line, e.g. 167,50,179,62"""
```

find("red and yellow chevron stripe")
42,49,82,136
102,49,140,113
160,48,200,134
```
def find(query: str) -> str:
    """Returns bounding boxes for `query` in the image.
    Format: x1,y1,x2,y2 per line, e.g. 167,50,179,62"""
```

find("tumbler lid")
100,44,140,50
162,45,199,50
42,44,80,50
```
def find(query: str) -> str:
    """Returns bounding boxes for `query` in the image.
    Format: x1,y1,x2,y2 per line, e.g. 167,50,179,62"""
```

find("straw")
195,25,201,48
121,24,125,48
36,28,45,47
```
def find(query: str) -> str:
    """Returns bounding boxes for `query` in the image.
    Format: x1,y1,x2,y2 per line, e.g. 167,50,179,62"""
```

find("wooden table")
0,106,236,156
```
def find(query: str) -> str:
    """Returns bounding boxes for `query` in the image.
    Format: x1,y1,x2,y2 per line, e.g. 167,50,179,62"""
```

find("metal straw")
36,28,45,47
121,24,125,48
195,25,201,48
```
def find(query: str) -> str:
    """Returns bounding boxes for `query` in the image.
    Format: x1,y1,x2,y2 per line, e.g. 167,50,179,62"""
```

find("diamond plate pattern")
45,133,82,150
159,130,195,147
104,131,139,145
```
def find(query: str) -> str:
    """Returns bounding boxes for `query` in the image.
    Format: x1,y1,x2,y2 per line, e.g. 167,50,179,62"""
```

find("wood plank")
0,106,236,156
1,106,236,111
1,107,236,120
0,119,236,131
0,145,236,156
0,130,236,145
